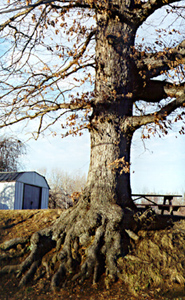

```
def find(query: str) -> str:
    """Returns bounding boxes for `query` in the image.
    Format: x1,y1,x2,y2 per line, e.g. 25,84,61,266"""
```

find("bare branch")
7,29,95,102
135,39,185,79
125,92,185,131
0,0,93,15
137,0,184,24
0,5,35,30
0,101,91,129
0,1,52,14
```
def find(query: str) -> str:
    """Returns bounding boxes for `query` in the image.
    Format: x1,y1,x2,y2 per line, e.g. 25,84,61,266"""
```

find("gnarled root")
0,237,28,251
71,224,105,285
0,227,55,283
0,200,137,291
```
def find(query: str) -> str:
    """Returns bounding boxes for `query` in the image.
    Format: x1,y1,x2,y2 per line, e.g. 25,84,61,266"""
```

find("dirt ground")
0,209,185,300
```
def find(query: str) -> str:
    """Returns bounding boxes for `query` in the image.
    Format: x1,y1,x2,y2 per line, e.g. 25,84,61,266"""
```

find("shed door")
23,184,41,209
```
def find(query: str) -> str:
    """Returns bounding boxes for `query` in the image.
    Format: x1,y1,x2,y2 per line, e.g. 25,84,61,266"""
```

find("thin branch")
8,6,48,68
21,30,95,97
0,101,91,129
124,93,185,131
0,0,61,14
0,5,35,30
0,0,92,15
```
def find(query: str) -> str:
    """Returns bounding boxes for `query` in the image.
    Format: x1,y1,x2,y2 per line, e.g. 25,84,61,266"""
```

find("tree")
47,169,86,195
0,137,26,171
0,0,185,291
47,169,86,208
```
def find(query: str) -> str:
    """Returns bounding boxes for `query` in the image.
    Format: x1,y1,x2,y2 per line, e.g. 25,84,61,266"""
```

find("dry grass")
118,219,185,295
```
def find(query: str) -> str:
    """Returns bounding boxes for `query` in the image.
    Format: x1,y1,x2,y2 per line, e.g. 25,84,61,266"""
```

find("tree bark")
85,4,137,209
86,119,134,208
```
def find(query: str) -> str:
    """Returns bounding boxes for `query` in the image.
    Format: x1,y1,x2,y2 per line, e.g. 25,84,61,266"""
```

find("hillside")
0,209,185,300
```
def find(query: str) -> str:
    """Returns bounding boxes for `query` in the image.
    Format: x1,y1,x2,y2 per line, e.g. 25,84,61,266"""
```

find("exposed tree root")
0,248,26,262
0,197,175,292
19,260,41,287
0,237,29,251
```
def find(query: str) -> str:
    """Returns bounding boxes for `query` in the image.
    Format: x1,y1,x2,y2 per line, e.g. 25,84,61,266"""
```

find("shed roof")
0,172,49,189
0,172,24,182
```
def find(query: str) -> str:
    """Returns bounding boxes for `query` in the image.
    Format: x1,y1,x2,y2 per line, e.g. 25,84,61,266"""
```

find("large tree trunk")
85,7,137,209
86,118,134,208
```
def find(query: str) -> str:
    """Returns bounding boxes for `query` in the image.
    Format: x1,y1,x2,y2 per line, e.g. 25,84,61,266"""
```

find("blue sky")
22,131,91,176
131,128,185,194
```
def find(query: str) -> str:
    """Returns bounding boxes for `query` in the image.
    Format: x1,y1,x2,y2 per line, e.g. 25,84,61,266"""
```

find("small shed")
0,171,49,210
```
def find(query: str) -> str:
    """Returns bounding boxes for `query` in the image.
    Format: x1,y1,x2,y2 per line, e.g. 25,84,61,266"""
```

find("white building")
0,172,49,210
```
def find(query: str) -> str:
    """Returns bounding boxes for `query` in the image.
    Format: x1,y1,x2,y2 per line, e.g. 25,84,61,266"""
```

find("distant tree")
0,137,26,172
47,169,86,209
48,169,86,194
1,0,185,292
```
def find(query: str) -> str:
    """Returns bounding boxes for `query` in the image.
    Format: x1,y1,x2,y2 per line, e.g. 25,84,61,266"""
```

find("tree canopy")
0,0,184,139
